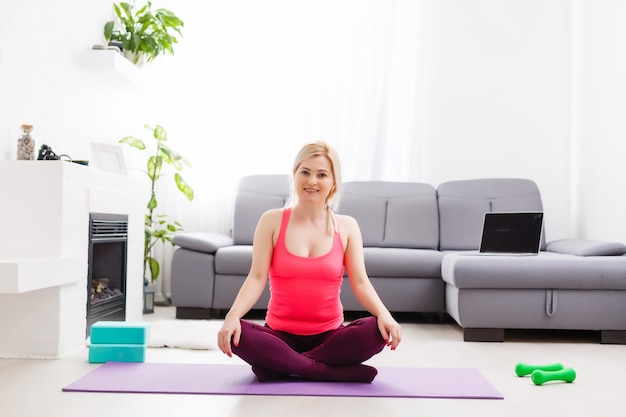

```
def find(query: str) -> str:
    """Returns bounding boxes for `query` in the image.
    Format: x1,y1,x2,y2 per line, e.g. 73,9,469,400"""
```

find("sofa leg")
175,307,213,319
463,328,504,342
601,330,626,344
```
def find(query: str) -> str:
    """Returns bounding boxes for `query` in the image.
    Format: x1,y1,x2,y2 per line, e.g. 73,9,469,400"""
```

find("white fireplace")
0,161,143,358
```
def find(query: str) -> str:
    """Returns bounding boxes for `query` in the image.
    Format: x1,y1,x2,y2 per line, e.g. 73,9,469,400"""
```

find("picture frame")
90,143,127,175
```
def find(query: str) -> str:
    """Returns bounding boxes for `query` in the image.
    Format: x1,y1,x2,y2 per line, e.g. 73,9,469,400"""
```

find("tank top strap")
331,211,340,237
276,208,292,249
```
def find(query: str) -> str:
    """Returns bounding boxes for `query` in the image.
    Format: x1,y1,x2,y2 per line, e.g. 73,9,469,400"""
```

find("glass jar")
17,124,36,160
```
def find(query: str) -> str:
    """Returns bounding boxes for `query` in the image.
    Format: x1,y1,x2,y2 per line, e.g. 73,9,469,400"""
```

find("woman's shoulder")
259,208,285,223
255,208,285,239
335,213,359,232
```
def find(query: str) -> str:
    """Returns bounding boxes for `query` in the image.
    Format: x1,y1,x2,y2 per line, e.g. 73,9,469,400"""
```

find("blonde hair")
287,141,342,234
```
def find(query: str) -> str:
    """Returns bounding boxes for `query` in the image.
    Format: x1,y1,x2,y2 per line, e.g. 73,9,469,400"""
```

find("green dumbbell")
531,368,577,385
515,362,564,377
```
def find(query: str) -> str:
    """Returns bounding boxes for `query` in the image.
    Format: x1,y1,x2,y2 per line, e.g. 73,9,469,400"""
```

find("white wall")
418,0,573,241
577,0,626,242
1,1,626,283
0,0,154,162
416,0,626,244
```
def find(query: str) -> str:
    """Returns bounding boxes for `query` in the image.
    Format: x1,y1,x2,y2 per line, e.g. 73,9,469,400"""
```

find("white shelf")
80,49,144,87
0,257,85,293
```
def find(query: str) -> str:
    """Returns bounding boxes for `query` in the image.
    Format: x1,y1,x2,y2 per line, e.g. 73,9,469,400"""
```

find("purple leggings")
231,316,386,382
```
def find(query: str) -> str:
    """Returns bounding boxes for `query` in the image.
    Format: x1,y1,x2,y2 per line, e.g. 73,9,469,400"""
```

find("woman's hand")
377,313,402,350
217,315,241,357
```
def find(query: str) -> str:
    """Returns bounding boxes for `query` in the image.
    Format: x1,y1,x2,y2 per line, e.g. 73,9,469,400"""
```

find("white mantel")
0,161,143,358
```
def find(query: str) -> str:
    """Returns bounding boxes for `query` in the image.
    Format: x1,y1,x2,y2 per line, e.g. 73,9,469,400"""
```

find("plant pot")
123,50,145,68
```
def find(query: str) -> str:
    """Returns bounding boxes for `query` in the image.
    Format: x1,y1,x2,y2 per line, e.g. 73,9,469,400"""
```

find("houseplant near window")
119,124,193,285
103,1,184,65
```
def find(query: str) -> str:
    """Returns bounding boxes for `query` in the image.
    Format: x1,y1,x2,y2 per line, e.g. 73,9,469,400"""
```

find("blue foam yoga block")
88,343,147,363
90,321,151,345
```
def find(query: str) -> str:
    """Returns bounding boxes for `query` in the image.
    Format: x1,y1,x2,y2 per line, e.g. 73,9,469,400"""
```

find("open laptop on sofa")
475,212,544,256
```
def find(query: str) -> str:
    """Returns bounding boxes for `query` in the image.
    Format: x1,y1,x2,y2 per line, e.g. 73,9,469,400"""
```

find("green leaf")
104,21,114,40
175,173,194,201
153,125,167,141
119,2,134,23
139,1,150,15
119,136,146,150
113,3,123,19
160,14,184,31
146,256,160,282
147,194,157,210
147,155,162,181
159,145,192,170
139,19,151,33
130,33,141,52
158,142,173,156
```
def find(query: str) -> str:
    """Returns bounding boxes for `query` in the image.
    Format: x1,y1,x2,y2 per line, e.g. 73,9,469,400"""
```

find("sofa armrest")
173,232,234,254
546,239,626,256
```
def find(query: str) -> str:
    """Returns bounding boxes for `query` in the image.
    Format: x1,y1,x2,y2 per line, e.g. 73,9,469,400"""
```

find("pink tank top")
265,208,345,335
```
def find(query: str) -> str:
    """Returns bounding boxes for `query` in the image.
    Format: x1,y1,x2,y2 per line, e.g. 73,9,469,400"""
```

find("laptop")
477,212,544,256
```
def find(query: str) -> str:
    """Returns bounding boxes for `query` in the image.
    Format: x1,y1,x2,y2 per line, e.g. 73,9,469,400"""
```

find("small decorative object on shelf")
37,144,59,160
17,124,36,160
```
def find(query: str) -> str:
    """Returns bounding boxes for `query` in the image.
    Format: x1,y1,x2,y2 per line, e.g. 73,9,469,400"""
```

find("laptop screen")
479,212,543,254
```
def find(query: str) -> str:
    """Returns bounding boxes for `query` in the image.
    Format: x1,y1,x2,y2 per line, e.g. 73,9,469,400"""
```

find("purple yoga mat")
63,362,503,399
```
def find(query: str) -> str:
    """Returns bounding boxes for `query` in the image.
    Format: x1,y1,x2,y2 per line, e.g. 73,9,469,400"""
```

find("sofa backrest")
339,181,439,249
436,178,545,251
233,175,290,245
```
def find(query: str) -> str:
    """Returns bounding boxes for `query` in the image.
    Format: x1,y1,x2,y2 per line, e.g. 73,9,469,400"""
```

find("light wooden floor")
1,306,624,417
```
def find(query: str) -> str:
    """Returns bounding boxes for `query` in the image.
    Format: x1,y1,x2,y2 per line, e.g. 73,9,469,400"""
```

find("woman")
217,141,402,383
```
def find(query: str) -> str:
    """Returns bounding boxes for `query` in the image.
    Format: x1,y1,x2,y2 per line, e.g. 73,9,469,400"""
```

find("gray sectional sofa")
170,175,626,343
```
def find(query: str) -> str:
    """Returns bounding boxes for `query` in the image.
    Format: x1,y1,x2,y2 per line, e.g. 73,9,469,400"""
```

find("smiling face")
289,141,342,212
294,154,336,205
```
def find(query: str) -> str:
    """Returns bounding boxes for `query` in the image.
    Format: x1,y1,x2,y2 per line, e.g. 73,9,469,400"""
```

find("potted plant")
103,1,184,65
119,124,194,286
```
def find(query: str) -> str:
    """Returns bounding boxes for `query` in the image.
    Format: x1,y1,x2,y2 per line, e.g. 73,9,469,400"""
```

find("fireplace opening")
87,213,128,336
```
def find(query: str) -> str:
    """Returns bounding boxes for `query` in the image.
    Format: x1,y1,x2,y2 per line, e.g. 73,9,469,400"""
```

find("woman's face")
294,155,335,204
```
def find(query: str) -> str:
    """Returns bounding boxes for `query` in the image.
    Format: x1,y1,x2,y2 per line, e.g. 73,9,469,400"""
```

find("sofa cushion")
386,197,439,249
340,181,439,249
491,195,543,212
546,239,626,257
215,246,253,275
172,232,234,254
441,252,626,290
437,178,544,251
232,175,290,245
339,194,386,246
363,248,442,277
437,197,490,250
